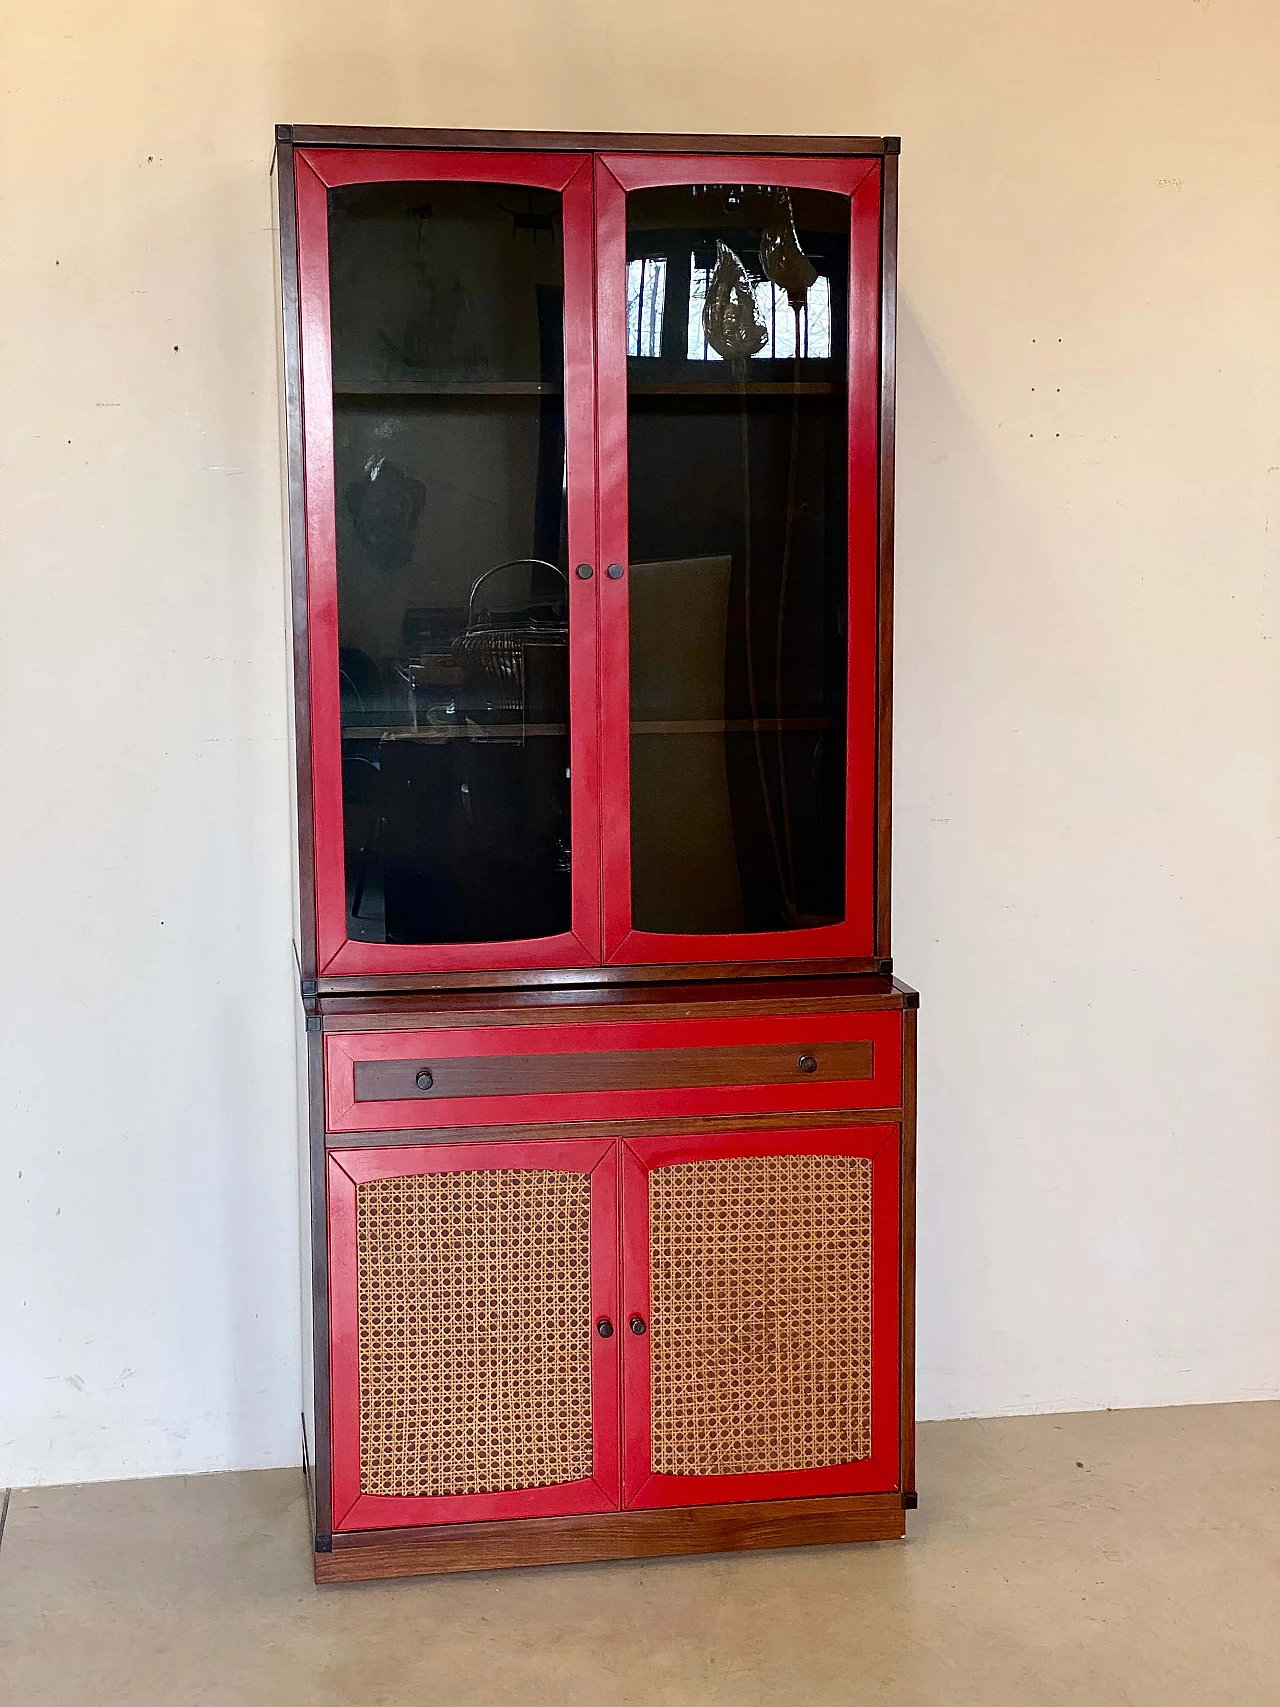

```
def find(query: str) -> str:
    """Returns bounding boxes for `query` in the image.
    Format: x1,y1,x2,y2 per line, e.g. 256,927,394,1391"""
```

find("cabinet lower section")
301,977,917,1580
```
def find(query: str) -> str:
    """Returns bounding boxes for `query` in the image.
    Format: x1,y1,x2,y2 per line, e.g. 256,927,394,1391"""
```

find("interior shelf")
344,723,567,742
343,717,838,742
334,379,560,398
628,380,840,397
631,717,838,736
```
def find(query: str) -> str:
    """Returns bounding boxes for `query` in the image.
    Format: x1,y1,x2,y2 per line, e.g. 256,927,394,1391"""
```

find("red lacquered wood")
295,147,601,978
594,154,883,967
620,1125,900,1509
324,1011,902,1132
328,1138,620,1531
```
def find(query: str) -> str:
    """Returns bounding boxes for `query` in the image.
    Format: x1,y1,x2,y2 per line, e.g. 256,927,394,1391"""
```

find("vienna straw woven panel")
648,1153,873,1476
355,1169,593,1498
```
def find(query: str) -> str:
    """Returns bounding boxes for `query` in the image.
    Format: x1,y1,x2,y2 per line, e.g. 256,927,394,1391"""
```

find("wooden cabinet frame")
274,124,915,1586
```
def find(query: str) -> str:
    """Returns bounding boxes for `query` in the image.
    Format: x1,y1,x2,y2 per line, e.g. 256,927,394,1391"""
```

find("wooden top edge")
314,973,910,1024
309,958,895,999
278,123,895,156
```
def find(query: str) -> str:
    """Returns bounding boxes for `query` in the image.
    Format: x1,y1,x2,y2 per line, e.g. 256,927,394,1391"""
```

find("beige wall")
2,0,1278,1483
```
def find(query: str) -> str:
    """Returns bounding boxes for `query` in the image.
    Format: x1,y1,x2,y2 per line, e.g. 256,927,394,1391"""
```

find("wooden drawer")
324,1012,903,1133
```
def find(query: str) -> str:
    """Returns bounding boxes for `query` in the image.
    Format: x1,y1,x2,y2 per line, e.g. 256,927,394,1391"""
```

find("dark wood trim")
273,140,318,984
875,153,898,961
300,1411,315,1534
305,1022,333,1541
317,974,907,1028
285,124,893,158
316,1491,905,1581
890,976,920,1010
352,1040,874,1104
899,1005,917,1501
313,956,889,997
323,993,906,1028
326,1106,905,1150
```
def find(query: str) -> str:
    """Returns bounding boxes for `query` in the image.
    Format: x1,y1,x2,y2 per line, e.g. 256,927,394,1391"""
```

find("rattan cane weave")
648,1152,873,1476
356,1168,593,1498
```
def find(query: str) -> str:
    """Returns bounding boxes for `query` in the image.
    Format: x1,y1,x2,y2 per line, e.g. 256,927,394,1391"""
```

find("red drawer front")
324,1012,903,1133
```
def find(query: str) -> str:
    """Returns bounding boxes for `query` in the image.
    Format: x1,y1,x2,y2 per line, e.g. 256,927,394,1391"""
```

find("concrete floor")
2,1402,1277,1706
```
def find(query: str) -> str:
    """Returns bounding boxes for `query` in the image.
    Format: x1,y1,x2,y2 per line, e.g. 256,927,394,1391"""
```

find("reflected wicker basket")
451,558,569,733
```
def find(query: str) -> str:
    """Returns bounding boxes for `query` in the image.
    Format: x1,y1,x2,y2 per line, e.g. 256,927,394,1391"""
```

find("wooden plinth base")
315,1492,909,1583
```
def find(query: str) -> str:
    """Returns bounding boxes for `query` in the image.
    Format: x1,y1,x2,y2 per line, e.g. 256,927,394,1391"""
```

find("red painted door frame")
294,147,602,977
328,1139,620,1532
593,154,884,966
619,1125,901,1509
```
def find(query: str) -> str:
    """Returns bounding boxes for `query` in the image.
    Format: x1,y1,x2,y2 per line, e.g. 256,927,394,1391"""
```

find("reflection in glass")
328,182,571,945
626,185,850,936
626,257,668,358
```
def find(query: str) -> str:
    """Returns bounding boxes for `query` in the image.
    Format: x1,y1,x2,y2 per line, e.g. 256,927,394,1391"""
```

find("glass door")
595,155,883,965
295,149,599,976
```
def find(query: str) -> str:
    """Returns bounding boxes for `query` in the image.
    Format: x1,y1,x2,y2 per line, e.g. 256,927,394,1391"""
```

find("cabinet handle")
414,1069,434,1091
629,1314,647,1335
798,1055,817,1075
575,563,593,579
606,562,625,580
596,1318,614,1339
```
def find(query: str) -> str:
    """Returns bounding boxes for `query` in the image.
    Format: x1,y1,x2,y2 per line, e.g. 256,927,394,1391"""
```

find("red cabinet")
275,123,914,1584
327,1120,902,1535
286,136,893,986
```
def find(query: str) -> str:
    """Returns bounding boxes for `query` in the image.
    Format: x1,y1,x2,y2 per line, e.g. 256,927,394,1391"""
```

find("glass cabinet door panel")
327,179,573,947
623,184,851,937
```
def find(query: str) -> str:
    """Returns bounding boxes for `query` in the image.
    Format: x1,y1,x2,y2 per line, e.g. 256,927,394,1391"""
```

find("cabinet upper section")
275,130,898,990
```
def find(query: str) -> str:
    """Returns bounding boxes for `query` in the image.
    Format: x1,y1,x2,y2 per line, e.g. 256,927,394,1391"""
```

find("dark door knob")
414,1069,434,1091
629,1314,647,1335
575,562,593,579
596,1318,614,1339
798,1055,817,1075
606,562,625,580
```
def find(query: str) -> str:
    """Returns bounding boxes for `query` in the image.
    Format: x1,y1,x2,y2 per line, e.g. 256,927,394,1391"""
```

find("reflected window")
627,257,668,358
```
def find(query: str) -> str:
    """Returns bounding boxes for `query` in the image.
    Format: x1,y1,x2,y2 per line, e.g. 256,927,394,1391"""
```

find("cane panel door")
327,1139,620,1532
619,1127,900,1508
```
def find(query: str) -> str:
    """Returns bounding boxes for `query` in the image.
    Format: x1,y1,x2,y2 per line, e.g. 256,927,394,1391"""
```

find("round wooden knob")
798,1055,818,1074
596,1318,614,1339
415,1069,434,1091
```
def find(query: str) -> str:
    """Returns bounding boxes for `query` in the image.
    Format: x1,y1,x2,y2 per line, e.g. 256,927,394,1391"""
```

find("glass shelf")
343,723,567,741
334,379,563,398
628,380,839,397
631,718,837,735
